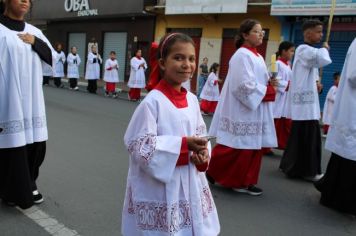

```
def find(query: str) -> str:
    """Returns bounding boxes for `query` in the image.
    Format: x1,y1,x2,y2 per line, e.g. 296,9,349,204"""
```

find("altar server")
53,42,65,88
127,49,147,101
0,0,53,209
200,63,221,115
279,19,332,182
85,45,102,94
67,46,81,90
206,19,278,196
103,51,119,98
122,33,220,236
315,38,356,216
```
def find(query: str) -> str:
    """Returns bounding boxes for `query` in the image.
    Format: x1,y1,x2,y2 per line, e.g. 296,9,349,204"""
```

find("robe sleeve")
276,64,289,93
298,46,332,68
61,52,66,64
88,53,95,64
346,40,356,88
326,87,336,103
105,60,112,70
130,58,141,71
77,55,81,66
31,37,52,66
67,55,73,65
230,54,267,110
124,101,183,184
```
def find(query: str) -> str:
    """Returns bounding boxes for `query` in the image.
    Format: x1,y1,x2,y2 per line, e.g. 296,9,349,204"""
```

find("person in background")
121,33,220,236
197,57,209,98
103,51,119,98
85,45,102,94
67,46,81,91
53,42,65,88
322,72,340,137
0,0,53,208
42,60,53,86
127,49,147,101
279,19,332,182
200,63,222,115
206,19,278,196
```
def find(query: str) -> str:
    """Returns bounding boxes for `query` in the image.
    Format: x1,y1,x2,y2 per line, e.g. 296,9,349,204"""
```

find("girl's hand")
18,33,35,45
186,136,208,153
191,148,209,165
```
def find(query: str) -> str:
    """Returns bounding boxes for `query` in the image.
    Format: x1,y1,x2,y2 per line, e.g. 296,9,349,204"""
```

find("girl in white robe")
279,20,332,182
206,19,278,196
0,0,53,209
321,72,340,136
122,33,220,236
53,43,66,88
103,51,119,98
42,61,53,86
67,46,81,90
85,45,102,94
316,38,356,216
128,49,147,101
272,41,295,150
200,63,221,115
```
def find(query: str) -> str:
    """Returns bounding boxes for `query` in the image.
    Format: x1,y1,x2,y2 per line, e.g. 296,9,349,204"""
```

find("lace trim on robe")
0,116,47,135
127,134,157,164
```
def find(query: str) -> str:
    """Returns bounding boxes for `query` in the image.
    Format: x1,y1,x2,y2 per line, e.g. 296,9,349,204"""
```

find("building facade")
30,0,156,80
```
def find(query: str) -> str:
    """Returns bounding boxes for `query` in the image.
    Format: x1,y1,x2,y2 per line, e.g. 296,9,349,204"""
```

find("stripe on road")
17,206,80,236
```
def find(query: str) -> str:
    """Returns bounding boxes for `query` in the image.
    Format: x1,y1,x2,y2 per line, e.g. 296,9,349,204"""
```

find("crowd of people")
1,0,356,235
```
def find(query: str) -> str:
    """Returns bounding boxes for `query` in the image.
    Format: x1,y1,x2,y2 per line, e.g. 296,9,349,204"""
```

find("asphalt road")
1,86,355,236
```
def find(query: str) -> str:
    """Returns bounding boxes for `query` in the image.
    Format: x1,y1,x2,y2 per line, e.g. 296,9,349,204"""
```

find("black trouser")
54,77,62,87
69,78,78,88
43,76,51,85
0,142,46,209
87,79,97,93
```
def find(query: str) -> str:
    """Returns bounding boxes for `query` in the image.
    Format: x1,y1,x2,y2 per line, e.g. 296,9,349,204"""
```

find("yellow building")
148,0,281,92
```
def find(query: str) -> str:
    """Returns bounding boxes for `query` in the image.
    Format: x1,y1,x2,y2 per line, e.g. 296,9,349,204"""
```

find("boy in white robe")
103,51,119,98
315,38,356,216
322,72,340,137
67,46,81,90
122,33,220,236
85,45,102,94
53,43,66,88
279,19,332,182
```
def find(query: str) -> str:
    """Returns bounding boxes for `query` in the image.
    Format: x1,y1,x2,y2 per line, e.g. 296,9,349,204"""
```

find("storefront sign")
64,0,98,16
165,0,247,14
271,0,356,16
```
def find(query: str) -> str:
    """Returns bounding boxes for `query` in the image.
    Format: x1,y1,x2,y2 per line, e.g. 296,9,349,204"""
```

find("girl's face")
5,0,31,19
57,44,62,51
159,41,196,88
243,24,264,47
136,50,142,57
71,47,77,54
92,46,97,53
282,47,295,61
110,53,116,60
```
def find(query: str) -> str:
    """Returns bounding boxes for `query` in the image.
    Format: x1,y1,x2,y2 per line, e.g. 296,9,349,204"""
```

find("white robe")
122,90,220,236
128,57,147,88
209,48,277,149
200,72,220,102
273,60,292,118
66,53,81,79
325,38,356,161
0,22,52,148
85,52,102,80
290,44,332,120
322,85,338,125
42,62,53,77
103,59,119,83
53,50,65,77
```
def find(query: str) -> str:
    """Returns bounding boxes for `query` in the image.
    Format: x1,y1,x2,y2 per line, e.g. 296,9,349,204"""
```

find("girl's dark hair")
1,0,33,14
276,41,295,57
158,33,195,60
209,63,220,73
235,19,261,49
110,51,116,55
333,71,340,80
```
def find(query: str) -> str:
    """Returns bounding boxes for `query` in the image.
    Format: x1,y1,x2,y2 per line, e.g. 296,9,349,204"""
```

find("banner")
165,0,248,15
271,0,356,15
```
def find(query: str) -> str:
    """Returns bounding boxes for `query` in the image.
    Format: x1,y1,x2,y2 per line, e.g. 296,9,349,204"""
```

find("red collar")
155,79,188,108
136,56,142,60
241,45,259,56
278,58,289,66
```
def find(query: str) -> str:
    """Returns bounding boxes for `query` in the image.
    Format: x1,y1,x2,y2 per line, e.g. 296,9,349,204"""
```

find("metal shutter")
294,29,356,109
68,33,86,77
103,32,127,82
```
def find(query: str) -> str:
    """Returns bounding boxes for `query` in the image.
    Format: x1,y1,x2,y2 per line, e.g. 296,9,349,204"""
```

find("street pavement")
1,85,356,236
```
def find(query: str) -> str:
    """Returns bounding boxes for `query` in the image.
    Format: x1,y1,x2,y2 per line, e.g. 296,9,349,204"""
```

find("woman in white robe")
53,43,66,88
200,63,221,115
315,38,356,216
0,0,53,209
103,51,119,98
122,33,220,236
85,45,102,93
128,49,147,101
206,19,277,196
67,46,81,90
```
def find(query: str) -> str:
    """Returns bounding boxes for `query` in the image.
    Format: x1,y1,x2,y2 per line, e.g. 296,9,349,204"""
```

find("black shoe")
206,173,215,185
234,185,263,196
33,190,44,204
